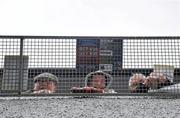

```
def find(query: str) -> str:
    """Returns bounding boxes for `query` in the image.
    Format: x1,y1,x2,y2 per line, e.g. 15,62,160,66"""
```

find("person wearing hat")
33,73,58,94
71,70,115,93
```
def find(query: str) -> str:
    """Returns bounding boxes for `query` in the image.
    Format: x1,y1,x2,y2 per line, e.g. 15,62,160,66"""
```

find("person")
129,73,149,93
90,73,116,93
129,72,173,93
33,73,58,94
145,72,172,90
71,70,115,93
90,74,106,88
71,74,106,93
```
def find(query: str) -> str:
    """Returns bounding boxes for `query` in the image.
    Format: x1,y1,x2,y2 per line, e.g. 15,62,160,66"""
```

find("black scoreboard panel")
76,39,123,72
76,39,100,72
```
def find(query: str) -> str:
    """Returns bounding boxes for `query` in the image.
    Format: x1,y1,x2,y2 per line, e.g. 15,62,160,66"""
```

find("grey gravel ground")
0,97,180,118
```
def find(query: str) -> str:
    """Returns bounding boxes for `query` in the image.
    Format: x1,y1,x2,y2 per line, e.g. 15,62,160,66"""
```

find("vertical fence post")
120,39,123,69
18,38,24,96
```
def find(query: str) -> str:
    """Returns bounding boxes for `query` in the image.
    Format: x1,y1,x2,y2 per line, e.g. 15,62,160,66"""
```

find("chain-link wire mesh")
0,36,179,97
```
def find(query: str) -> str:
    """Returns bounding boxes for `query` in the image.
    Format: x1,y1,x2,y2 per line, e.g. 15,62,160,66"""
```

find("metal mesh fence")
0,36,179,97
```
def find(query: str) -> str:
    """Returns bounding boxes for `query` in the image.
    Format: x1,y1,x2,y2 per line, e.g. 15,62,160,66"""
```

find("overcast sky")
0,0,179,36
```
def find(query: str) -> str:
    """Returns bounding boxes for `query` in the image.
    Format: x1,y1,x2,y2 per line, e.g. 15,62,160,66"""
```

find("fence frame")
0,35,179,97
